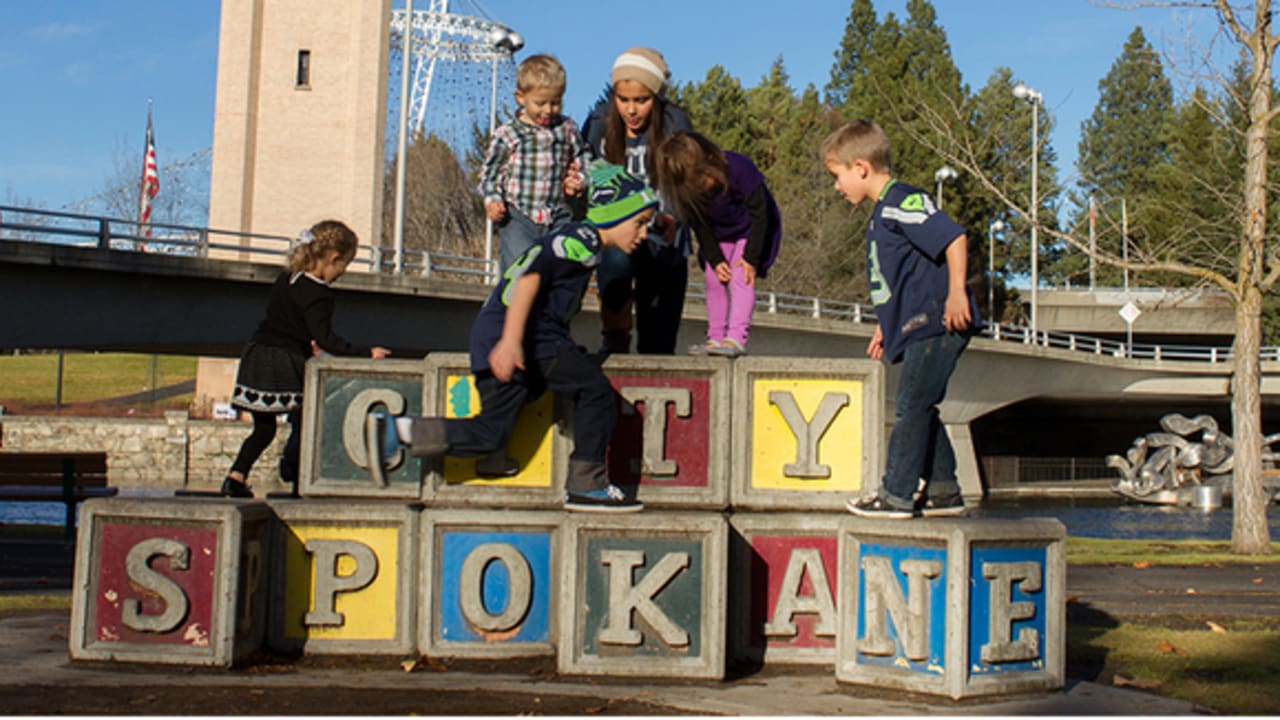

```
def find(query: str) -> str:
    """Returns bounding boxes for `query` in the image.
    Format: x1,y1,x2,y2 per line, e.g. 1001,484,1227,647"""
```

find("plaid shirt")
478,115,589,226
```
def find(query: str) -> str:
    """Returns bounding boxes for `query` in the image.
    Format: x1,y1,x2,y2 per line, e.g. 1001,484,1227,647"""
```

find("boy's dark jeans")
442,343,616,490
596,239,688,355
880,331,969,509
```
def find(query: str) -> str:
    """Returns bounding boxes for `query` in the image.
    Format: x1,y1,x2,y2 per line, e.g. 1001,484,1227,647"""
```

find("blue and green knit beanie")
585,161,659,228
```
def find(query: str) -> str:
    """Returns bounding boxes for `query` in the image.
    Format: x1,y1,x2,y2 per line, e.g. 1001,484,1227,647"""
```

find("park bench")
0,451,116,540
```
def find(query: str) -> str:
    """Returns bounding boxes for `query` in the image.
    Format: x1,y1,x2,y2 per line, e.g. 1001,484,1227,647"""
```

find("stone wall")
0,411,291,494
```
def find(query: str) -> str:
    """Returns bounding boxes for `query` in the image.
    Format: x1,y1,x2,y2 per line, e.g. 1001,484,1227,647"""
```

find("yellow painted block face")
441,374,554,487
281,524,400,640
750,377,865,492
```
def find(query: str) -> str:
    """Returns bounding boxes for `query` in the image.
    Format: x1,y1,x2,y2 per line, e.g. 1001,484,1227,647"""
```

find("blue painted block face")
438,531,552,644
854,542,947,675
968,545,1048,675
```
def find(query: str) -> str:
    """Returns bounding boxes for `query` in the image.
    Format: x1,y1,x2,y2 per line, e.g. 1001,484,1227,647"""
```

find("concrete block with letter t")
298,357,426,499
731,357,883,511
268,499,418,655
600,355,731,509
836,517,1066,699
69,498,272,667
420,509,561,658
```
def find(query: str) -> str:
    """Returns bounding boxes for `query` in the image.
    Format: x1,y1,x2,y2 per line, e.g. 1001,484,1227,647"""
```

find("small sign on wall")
212,403,239,421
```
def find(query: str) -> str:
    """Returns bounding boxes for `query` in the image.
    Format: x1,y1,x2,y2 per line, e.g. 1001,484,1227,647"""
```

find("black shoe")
846,494,915,519
564,484,644,513
220,477,254,498
920,495,966,517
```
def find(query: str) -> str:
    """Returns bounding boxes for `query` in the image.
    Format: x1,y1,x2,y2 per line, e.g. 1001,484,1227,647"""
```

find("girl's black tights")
229,409,302,485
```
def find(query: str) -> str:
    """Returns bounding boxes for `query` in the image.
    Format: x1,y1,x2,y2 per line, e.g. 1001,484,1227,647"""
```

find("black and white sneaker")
920,495,967,517
564,484,644,513
846,494,915,519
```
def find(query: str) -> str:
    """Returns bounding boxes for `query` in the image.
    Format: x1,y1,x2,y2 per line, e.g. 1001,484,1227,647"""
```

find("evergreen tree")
744,57,797,172
679,65,751,153
826,0,878,107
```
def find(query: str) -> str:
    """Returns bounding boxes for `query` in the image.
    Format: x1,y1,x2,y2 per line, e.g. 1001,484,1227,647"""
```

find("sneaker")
920,495,967,517
220,477,254,498
707,338,746,357
364,412,402,486
846,494,915,519
564,484,644,513
688,339,721,356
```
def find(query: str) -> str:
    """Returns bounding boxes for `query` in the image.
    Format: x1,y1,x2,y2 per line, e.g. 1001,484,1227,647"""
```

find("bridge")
4,205,1279,497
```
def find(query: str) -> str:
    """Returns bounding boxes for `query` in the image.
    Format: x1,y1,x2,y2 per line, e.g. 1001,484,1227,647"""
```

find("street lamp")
933,165,957,209
988,219,1006,324
483,26,523,283
1012,81,1042,336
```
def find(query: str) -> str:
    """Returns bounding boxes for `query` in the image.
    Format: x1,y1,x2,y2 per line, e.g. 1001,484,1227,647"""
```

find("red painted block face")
606,375,711,489
748,535,839,651
93,521,219,647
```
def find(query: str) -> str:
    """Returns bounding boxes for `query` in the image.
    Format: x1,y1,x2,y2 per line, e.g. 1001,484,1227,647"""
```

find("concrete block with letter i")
69,498,272,667
559,513,727,679
836,517,1066,699
268,499,418,656
729,512,841,666
298,357,426,499
731,357,883,511
600,355,731,509
420,510,561,659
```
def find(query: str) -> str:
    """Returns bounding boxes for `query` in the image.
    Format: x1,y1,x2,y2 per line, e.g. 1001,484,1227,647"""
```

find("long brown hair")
602,87,671,180
287,219,358,273
655,131,728,227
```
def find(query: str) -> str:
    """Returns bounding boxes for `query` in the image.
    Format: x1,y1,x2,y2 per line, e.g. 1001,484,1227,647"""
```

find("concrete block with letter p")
836,517,1066,699
70,498,272,667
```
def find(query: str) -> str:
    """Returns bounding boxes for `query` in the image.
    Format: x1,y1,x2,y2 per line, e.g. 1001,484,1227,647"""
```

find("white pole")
484,57,499,284
1122,197,1129,294
1088,193,1096,291
1029,99,1039,337
392,0,413,275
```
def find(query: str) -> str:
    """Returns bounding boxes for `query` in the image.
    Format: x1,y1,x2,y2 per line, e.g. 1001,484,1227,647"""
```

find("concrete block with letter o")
836,517,1066,699
69,498,272,667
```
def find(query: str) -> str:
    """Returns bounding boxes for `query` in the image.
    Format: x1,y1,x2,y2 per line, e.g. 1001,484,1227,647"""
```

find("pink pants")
703,237,755,346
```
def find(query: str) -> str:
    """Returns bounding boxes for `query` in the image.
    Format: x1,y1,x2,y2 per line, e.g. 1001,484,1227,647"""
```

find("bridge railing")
2,204,1273,365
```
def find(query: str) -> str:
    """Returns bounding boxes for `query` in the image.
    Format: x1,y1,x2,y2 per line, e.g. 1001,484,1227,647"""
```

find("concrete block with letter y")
836,517,1066,699
559,512,727,679
69,498,272,667
268,499,418,656
731,357,883,511
298,357,426,499
420,509,561,659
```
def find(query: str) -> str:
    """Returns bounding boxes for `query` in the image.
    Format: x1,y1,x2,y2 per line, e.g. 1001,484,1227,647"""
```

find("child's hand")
736,259,757,287
714,261,732,284
488,338,524,383
485,199,507,222
370,346,391,359
943,290,972,332
563,162,585,197
867,325,884,361
654,213,676,244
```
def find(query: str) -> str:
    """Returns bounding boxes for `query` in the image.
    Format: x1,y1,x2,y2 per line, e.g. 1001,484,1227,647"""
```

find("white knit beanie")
611,47,668,95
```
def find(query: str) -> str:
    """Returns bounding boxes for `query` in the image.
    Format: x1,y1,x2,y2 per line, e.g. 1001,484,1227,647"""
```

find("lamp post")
988,219,1006,324
933,165,957,209
1013,81,1042,336
483,26,523,284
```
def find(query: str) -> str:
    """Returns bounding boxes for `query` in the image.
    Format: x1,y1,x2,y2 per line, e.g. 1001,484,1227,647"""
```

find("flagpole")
138,98,151,247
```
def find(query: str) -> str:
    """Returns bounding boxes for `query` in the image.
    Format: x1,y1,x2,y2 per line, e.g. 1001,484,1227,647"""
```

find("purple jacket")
692,151,782,278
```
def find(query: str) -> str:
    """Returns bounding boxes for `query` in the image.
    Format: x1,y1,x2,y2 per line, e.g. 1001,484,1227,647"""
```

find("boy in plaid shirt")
479,54,591,274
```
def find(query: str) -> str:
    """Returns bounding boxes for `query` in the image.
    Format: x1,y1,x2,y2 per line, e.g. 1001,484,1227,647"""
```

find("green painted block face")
581,536,705,658
316,375,423,486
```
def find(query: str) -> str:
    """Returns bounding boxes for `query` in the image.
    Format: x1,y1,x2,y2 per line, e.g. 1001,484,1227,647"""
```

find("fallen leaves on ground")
1157,640,1188,656
1133,561,1151,569
1254,577,1264,584
1206,621,1226,633
1185,587,1197,594
1113,674,1163,690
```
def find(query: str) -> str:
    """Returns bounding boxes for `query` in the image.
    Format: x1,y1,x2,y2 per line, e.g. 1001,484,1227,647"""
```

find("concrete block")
731,357,884,511
423,353,564,509
419,510,561,658
836,517,1066,699
599,356,732,509
299,357,426,499
729,512,842,666
69,498,272,667
558,512,727,679
268,499,418,655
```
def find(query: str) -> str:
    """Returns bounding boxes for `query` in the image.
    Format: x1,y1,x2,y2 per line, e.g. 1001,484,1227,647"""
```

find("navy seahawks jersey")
469,222,603,372
866,179,976,363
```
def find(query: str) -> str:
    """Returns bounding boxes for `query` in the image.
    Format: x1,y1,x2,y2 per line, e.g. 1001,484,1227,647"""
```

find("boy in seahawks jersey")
367,163,658,512
822,120,980,519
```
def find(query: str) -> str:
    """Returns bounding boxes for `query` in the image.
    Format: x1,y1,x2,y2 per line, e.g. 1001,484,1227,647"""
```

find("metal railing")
2,204,1272,365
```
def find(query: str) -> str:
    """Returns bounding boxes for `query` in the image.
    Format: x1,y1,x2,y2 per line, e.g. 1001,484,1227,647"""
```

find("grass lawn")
1068,537,1280,565
0,352,196,409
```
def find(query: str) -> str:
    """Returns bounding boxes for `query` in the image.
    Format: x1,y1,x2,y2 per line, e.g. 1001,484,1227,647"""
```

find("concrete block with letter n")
559,513,727,679
600,355,731,509
268,499,418,656
420,510,561,659
423,353,564,509
729,512,842,666
69,498,272,667
731,357,883,511
836,517,1066,699
298,357,426,499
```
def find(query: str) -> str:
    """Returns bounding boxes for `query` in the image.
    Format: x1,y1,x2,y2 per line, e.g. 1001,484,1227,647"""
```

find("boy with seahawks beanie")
367,162,658,512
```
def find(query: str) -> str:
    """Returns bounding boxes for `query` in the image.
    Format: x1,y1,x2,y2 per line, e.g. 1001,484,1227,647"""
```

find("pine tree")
679,65,751,153
826,0,879,108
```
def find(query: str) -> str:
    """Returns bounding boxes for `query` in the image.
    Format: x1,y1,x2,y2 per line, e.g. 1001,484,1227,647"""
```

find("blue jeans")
595,235,688,354
880,331,969,508
496,205,569,275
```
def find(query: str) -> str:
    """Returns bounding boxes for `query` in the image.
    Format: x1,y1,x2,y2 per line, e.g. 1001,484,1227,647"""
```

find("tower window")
296,49,311,89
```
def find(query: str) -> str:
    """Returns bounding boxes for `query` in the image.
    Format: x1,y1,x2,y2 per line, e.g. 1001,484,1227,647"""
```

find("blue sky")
0,1,1230,215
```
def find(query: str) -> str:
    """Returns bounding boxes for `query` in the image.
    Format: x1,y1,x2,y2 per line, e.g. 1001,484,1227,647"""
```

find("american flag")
138,104,159,238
